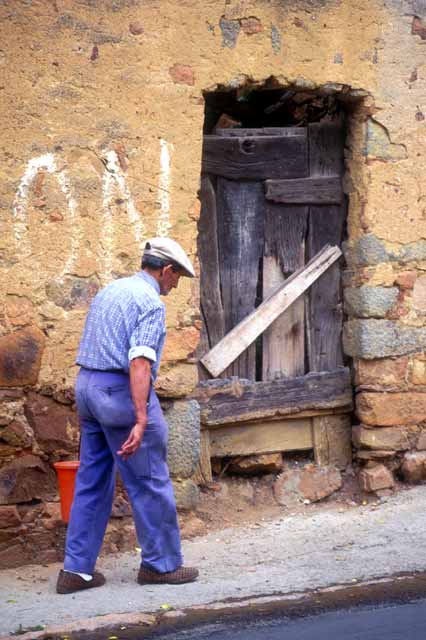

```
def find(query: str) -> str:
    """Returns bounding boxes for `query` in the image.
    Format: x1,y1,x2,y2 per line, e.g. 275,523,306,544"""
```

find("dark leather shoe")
137,566,199,585
56,569,106,594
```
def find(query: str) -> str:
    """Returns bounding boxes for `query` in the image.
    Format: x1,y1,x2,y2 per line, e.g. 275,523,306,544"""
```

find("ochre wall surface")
0,0,425,567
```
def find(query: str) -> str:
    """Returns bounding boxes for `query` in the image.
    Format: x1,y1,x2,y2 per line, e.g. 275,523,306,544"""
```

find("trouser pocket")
91,384,136,428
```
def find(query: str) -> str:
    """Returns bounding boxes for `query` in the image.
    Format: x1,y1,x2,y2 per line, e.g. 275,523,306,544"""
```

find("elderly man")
56,238,199,594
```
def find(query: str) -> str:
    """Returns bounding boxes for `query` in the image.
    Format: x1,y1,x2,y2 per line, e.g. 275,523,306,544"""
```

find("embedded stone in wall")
365,119,407,161
0,444,17,461
165,399,200,478
413,275,426,314
0,455,57,504
228,453,283,475
343,319,426,359
0,419,34,448
271,25,281,53
41,502,62,530
155,363,198,398
0,389,24,403
399,241,426,263
172,478,199,511
401,452,426,483
396,271,417,290
0,526,23,547
0,398,25,427
412,360,426,385
344,235,426,268
129,21,144,35
0,327,45,387
357,392,426,426
42,501,62,520
412,16,426,40
343,235,389,267
24,392,79,454
240,17,263,35
344,286,398,318
168,63,194,86
45,275,99,310
355,357,409,389
416,429,426,450
273,465,342,507
352,425,410,451
5,296,35,328
0,505,21,529
358,464,394,492
219,16,240,48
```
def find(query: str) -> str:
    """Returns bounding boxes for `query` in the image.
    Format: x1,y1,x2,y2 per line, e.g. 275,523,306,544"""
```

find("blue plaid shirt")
77,271,166,380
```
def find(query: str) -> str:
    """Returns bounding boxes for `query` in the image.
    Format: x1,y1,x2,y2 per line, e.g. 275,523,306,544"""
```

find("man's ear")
160,264,173,277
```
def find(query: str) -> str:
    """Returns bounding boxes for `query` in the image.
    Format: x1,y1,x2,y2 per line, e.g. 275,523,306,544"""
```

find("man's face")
159,264,182,295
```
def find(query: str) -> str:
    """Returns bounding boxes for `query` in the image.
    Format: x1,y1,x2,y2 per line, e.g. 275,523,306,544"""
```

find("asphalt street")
143,600,426,640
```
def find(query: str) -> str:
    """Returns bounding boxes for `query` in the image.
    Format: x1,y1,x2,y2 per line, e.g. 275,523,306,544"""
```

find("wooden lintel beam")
199,367,353,426
200,407,351,430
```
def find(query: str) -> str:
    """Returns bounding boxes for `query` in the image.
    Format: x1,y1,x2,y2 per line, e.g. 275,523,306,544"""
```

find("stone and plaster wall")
0,0,425,567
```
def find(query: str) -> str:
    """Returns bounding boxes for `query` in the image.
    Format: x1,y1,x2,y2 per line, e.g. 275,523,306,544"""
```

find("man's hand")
117,419,147,460
118,356,152,460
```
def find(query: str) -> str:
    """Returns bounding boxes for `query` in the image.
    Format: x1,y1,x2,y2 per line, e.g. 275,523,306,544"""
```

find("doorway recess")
195,79,357,482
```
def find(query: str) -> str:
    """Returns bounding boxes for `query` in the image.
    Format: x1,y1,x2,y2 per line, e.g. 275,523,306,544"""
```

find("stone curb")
0,612,156,640
6,573,426,640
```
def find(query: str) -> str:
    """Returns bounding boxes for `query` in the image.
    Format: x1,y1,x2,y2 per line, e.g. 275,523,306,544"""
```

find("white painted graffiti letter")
157,139,173,237
101,149,145,281
12,153,79,277
12,142,171,282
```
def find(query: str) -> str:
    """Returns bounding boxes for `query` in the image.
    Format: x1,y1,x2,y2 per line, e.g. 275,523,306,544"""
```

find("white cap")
143,237,195,278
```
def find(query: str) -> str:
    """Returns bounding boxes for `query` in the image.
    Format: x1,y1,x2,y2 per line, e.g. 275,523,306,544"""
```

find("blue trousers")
64,368,183,574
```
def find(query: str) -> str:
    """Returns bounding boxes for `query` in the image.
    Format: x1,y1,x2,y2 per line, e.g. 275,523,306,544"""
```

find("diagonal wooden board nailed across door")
201,244,342,378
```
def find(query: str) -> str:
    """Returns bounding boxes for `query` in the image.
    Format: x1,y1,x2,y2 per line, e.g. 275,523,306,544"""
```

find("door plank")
307,122,346,372
262,204,308,380
202,133,308,180
198,175,225,350
209,418,313,457
199,367,353,426
307,206,345,371
216,178,264,379
265,176,342,204
309,121,344,176
201,244,342,379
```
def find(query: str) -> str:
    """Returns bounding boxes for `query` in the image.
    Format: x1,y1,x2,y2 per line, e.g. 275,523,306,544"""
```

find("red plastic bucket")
54,461,80,523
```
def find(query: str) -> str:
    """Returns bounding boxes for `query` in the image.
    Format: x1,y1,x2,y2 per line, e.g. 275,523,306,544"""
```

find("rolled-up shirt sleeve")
128,305,165,364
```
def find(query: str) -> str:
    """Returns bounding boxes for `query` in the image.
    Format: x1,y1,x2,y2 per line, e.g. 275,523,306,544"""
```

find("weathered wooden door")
199,122,345,379
196,122,352,476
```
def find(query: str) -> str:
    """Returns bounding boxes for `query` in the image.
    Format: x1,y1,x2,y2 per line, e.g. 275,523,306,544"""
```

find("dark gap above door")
203,82,347,134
